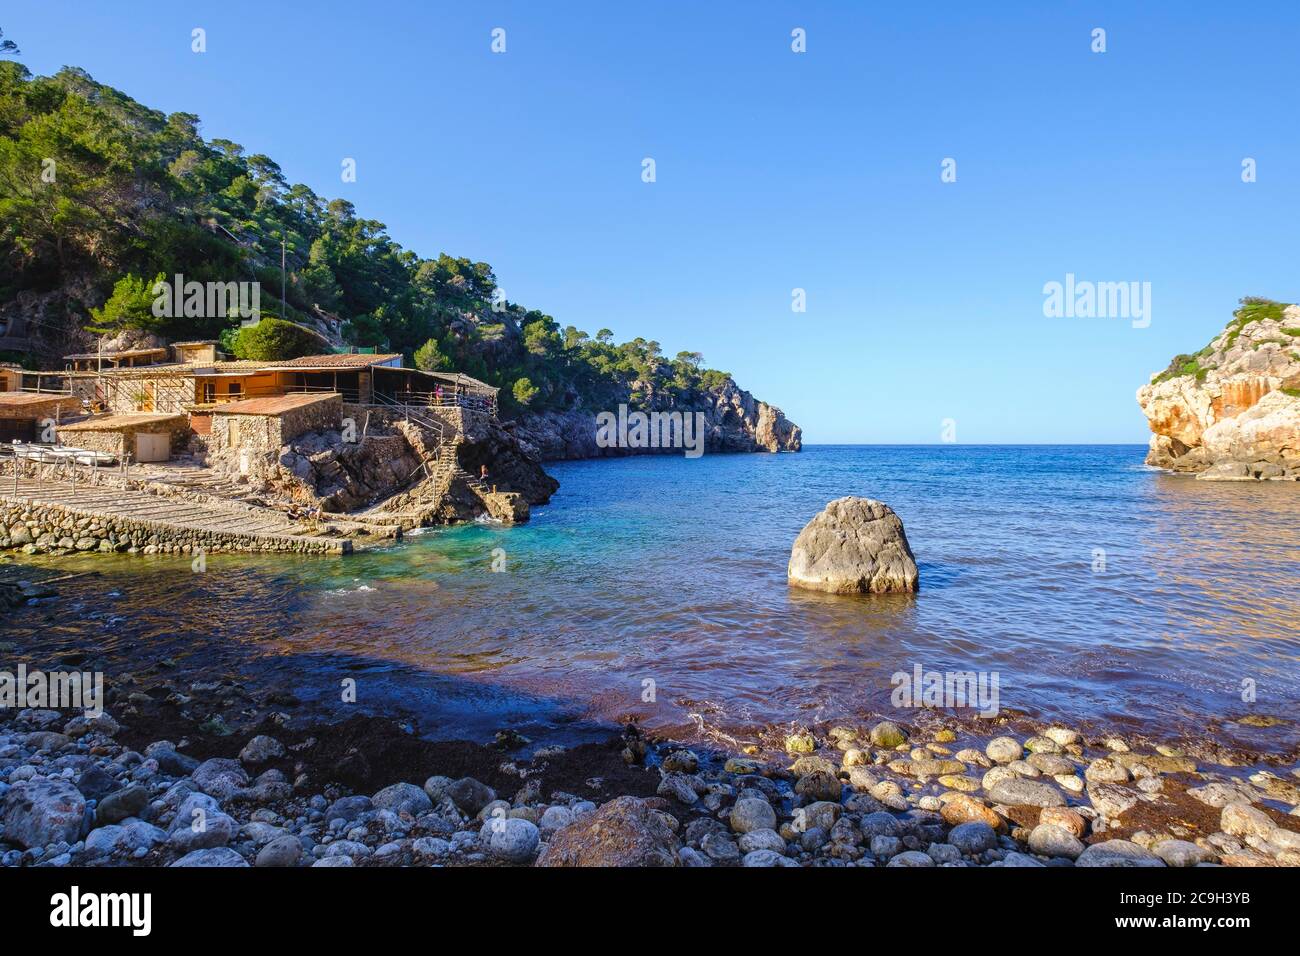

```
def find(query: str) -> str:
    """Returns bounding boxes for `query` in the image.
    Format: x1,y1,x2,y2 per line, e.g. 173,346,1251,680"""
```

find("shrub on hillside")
230,318,322,361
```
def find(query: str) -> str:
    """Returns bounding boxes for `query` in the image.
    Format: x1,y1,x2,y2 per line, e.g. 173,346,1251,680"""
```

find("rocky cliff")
1137,298,1300,480
513,377,802,460
209,413,557,521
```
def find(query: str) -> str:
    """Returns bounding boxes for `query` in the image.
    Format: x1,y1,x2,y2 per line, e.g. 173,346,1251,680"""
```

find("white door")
134,432,170,462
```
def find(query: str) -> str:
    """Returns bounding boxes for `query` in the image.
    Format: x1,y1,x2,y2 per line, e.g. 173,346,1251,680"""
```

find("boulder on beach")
535,796,680,867
787,497,918,594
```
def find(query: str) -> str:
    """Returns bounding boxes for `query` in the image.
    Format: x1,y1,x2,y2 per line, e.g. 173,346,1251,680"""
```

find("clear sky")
6,2,1298,442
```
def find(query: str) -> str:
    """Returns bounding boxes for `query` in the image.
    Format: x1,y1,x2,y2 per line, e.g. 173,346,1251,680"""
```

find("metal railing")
368,391,445,451
1,446,132,496
373,388,495,415
194,384,361,405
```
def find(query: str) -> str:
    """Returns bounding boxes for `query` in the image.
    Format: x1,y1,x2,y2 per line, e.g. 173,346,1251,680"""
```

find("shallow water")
4,446,1299,753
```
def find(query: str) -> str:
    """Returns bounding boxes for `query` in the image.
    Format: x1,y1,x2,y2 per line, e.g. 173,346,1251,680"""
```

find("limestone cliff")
513,377,802,460
1137,299,1300,480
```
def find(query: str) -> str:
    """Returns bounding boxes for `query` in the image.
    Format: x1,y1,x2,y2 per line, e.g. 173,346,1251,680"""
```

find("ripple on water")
7,446,1300,754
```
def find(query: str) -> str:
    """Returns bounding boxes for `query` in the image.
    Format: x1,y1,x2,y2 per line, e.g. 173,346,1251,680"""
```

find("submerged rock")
787,497,918,595
988,778,1066,808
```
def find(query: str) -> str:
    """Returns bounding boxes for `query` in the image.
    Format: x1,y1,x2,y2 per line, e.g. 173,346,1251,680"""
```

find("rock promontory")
1137,298,1300,480
787,497,919,594
514,377,801,460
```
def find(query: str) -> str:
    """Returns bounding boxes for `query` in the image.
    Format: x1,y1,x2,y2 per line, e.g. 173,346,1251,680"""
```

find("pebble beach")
3,689,1298,868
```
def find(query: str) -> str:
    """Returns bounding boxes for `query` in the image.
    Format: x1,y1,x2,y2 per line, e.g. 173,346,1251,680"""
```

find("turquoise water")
10,446,1300,752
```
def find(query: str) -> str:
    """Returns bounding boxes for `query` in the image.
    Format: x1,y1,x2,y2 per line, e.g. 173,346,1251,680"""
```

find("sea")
5,445,1299,755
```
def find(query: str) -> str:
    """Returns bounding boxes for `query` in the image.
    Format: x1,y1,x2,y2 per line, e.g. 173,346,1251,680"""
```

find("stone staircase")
356,435,476,529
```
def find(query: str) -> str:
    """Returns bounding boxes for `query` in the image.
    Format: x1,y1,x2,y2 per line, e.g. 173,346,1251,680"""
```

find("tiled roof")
262,353,402,370
197,361,273,373
59,413,186,432
210,392,340,416
0,391,79,407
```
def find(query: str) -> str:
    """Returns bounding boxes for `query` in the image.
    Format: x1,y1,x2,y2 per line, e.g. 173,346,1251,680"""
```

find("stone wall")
0,499,350,556
279,395,343,443
0,395,80,422
210,412,273,456
52,429,120,459
102,375,195,415
56,417,191,460
210,395,342,456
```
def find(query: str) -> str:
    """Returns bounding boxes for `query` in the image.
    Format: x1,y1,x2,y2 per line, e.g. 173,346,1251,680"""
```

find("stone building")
13,346,499,473
170,340,220,364
55,414,190,463
209,392,343,458
0,393,82,443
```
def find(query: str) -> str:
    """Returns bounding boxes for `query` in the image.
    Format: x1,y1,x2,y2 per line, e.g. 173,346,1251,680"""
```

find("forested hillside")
0,61,746,417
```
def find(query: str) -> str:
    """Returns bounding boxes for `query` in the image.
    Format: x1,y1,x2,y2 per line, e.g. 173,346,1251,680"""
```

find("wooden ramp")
1,479,352,554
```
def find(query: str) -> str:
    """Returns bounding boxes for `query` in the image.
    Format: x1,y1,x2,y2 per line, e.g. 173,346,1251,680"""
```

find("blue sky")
7,2,1299,442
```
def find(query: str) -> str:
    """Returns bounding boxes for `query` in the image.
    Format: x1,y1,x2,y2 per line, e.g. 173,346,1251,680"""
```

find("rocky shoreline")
515,378,802,461
3,693,1297,868
1138,298,1300,480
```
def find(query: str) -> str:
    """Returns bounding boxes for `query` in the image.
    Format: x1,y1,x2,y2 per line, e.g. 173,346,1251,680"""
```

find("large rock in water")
483,490,529,523
787,497,918,594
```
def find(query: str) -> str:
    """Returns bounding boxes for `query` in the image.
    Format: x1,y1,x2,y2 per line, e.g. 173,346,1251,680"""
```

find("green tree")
511,376,539,406
0,63,744,423
86,272,165,334
0,28,18,57
230,317,321,361
413,337,450,371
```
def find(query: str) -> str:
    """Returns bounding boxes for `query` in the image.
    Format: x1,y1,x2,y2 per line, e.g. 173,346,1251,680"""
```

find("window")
227,382,242,399
202,382,215,403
